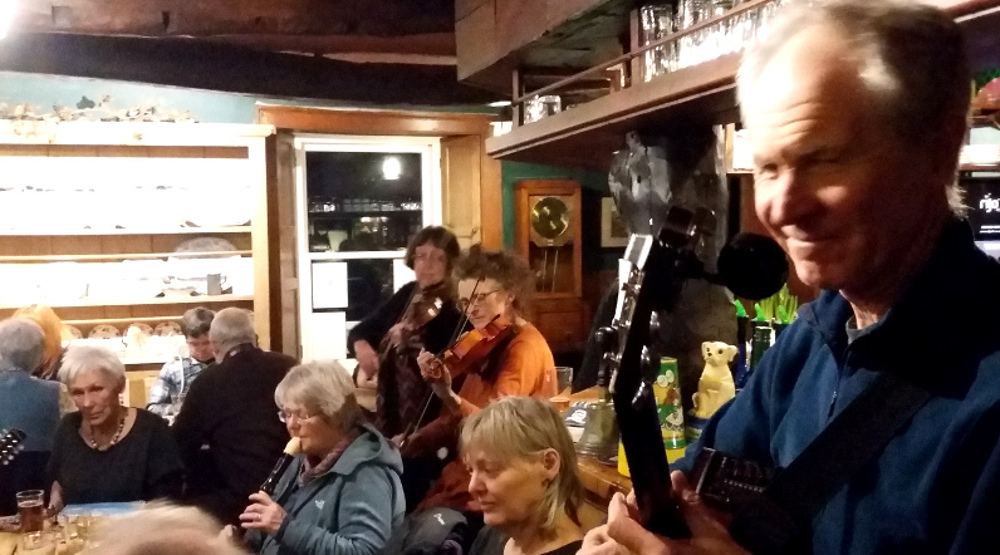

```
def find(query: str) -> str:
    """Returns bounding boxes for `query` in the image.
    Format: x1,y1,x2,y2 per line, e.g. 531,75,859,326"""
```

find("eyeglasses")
277,410,316,424
458,288,501,312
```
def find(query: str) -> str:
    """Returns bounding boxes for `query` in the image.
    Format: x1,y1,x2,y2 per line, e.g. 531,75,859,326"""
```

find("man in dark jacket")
581,1,999,555
173,307,297,525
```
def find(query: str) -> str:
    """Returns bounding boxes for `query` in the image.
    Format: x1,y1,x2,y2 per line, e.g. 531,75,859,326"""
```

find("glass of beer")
16,489,46,533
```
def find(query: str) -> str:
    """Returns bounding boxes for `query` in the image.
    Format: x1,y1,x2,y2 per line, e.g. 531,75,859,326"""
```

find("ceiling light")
0,0,15,40
488,100,512,108
382,156,402,180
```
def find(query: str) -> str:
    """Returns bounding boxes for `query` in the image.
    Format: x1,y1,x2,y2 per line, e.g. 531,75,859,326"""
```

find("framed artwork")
600,197,629,248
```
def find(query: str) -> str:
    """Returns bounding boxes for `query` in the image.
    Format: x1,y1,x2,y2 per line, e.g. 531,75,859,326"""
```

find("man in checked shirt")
146,307,216,424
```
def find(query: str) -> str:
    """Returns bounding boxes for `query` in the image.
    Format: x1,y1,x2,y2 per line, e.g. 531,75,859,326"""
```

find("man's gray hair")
0,317,46,373
59,344,126,388
209,307,256,349
738,0,970,213
275,361,362,430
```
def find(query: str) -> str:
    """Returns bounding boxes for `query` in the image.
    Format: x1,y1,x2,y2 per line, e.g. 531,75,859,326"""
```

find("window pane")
306,151,424,252
344,258,395,321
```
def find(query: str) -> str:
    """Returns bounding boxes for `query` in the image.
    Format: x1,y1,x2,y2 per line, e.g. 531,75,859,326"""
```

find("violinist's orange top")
452,322,557,417
414,322,556,513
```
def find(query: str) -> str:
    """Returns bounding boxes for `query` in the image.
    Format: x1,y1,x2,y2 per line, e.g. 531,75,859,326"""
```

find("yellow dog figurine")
692,341,738,419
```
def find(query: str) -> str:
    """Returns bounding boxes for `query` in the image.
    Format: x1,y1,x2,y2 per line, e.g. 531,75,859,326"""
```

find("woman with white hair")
237,361,404,555
47,345,184,511
463,397,584,555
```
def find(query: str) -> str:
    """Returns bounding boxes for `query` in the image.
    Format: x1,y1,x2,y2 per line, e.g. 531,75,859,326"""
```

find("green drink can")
654,357,686,449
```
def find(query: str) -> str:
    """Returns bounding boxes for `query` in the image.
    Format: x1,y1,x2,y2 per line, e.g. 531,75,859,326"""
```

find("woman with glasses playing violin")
405,245,558,515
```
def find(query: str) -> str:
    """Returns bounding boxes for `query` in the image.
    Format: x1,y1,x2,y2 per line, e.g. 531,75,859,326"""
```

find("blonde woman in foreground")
464,396,584,555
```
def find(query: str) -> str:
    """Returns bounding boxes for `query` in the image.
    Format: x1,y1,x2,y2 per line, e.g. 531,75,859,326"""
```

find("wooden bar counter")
0,532,16,555
577,454,632,529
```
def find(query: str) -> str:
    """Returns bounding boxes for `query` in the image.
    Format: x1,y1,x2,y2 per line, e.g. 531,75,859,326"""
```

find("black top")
47,409,183,505
172,345,297,524
347,280,462,357
469,526,583,555
347,280,464,438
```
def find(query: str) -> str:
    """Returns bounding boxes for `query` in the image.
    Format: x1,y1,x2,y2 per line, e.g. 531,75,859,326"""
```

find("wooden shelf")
0,226,251,237
0,250,251,263
960,164,1000,172
64,316,183,326
0,294,253,310
486,55,741,171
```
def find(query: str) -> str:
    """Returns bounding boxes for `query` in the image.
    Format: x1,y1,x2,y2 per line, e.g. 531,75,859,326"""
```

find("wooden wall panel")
441,135,483,248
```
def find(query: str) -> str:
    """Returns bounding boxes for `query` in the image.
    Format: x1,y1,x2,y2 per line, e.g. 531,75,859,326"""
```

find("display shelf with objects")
0,250,252,262
0,295,254,311
0,226,252,236
0,122,278,360
473,0,1000,171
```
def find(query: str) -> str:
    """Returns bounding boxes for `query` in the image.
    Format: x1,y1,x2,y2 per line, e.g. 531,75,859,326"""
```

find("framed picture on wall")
600,197,629,248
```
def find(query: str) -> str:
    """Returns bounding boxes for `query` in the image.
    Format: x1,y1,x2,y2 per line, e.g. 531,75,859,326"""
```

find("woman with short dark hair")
346,226,464,510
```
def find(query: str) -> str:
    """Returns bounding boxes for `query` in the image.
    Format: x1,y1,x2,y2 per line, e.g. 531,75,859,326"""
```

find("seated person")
48,345,184,510
146,307,217,422
408,246,557,513
172,307,297,525
465,397,585,555
83,502,247,555
0,318,61,515
236,361,404,555
14,304,68,380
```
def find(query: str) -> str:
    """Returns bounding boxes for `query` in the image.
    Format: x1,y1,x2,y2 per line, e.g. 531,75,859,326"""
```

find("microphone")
712,233,789,300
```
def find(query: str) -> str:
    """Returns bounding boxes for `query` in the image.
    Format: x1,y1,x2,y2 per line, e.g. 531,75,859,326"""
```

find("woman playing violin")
347,226,462,439
407,245,558,514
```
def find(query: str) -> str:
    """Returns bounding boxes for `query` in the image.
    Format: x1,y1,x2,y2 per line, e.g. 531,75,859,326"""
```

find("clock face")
531,196,570,241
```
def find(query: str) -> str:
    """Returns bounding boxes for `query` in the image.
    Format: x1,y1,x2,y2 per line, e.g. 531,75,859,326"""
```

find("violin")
433,314,516,377
377,285,446,366
399,314,519,448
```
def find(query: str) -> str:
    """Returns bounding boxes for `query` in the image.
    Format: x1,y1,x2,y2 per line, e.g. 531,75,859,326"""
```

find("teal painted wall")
0,70,495,124
501,161,621,273
500,161,607,246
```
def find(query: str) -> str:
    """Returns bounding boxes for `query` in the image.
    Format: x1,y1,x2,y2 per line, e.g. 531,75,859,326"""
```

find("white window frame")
293,134,442,362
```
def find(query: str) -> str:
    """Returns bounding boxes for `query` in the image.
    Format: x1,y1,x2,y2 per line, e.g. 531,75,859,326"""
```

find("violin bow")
405,278,483,443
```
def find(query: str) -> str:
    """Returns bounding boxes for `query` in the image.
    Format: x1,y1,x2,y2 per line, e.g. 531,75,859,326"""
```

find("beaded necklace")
87,410,127,451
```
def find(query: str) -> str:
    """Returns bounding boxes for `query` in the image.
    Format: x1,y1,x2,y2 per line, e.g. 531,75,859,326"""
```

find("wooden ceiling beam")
200,33,456,58
15,0,454,37
0,33,498,106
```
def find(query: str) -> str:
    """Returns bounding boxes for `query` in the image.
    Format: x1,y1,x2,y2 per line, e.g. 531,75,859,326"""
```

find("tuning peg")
595,326,617,354
649,312,661,337
632,346,658,409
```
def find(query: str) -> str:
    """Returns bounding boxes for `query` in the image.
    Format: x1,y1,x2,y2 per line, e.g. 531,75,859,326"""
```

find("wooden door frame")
256,104,502,248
